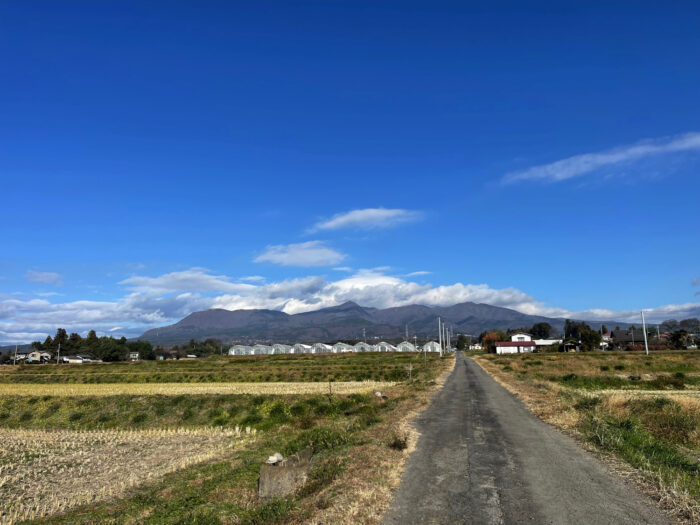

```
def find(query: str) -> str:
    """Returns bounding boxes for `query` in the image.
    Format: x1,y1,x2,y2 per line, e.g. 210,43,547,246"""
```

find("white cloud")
2,267,699,343
310,208,421,231
239,275,266,283
26,270,63,285
120,268,255,294
406,271,431,277
254,241,346,267
503,132,700,184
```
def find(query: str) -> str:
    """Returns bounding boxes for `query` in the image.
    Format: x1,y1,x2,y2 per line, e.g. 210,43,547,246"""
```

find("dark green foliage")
284,426,350,454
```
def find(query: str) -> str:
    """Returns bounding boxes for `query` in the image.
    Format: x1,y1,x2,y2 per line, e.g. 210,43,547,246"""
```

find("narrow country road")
383,351,671,525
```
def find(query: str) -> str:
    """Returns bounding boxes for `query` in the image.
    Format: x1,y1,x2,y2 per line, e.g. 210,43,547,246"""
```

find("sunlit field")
0,352,451,524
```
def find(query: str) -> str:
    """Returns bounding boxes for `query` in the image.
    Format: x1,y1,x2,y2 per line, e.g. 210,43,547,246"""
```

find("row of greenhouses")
227,340,443,356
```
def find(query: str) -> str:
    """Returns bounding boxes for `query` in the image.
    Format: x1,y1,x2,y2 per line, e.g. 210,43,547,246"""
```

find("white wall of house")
510,333,532,342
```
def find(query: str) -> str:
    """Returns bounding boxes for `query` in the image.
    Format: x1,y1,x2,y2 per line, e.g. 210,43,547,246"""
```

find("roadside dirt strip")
383,352,672,525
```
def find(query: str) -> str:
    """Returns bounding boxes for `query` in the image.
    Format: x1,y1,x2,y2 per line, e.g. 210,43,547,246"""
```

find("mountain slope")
139,301,625,346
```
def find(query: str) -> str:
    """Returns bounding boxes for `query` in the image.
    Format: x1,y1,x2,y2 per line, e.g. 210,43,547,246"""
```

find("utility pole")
57,342,61,365
438,318,442,351
363,327,366,343
13,344,17,365
641,311,649,356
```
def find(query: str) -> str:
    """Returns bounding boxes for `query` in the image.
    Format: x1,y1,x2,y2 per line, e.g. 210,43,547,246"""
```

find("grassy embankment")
0,352,453,525
474,351,700,522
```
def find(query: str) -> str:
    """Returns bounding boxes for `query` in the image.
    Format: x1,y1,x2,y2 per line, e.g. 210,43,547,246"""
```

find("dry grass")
298,356,457,525
0,381,395,397
0,426,257,524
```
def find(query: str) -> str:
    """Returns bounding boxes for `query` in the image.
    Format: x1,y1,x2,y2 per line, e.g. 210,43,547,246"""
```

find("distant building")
495,341,536,354
468,343,483,350
510,333,532,342
228,345,253,356
27,351,52,364
534,339,562,348
129,351,140,361
252,344,272,355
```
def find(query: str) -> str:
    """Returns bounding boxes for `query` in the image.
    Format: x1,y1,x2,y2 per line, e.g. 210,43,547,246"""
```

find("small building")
534,339,562,348
27,351,52,364
494,341,536,354
129,351,140,361
312,343,333,354
332,342,353,353
423,341,441,353
468,343,483,350
354,342,372,353
396,341,416,353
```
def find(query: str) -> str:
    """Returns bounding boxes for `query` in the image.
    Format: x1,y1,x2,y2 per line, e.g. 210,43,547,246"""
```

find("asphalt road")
383,351,671,525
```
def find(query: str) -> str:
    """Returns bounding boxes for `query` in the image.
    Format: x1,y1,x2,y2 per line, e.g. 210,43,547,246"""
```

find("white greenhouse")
312,343,333,354
272,344,292,354
354,342,373,352
293,343,313,354
423,341,441,353
374,341,398,352
332,342,354,353
396,341,416,352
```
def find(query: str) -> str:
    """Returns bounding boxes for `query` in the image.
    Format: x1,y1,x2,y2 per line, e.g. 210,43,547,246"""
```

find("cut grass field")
0,352,453,524
0,353,429,384
0,380,394,397
474,351,700,523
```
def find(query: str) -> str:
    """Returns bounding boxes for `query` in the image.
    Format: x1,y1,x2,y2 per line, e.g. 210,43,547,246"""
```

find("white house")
495,341,536,354
374,341,397,352
423,341,441,353
129,351,140,361
312,343,333,354
332,342,353,353
396,341,416,353
293,343,312,354
27,351,52,364
354,342,372,352
510,333,533,342
468,343,483,350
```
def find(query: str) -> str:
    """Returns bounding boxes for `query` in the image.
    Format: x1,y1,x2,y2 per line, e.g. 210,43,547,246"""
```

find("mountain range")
139,301,626,346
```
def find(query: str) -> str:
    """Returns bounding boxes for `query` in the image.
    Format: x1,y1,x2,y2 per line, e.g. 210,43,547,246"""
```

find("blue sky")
2,1,699,342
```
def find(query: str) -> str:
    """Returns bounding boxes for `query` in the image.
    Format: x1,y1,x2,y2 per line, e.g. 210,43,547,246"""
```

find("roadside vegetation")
0,352,452,524
475,351,700,522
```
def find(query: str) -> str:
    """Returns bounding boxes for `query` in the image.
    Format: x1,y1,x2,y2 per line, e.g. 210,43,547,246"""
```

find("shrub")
388,433,408,450
614,364,625,371
574,396,601,410
600,365,610,371
285,426,349,454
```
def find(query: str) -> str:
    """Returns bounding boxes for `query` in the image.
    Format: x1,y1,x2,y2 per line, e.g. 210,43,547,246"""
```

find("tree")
601,324,608,335
669,330,689,350
456,334,468,351
580,330,602,351
85,330,99,351
480,330,507,353
531,322,552,339
54,328,68,351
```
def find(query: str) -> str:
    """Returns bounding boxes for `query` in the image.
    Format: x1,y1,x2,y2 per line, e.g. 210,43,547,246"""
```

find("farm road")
383,352,671,525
